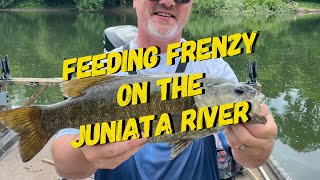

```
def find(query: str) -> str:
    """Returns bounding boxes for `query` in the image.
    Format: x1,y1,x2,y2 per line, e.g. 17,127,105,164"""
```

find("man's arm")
225,104,278,168
51,133,146,179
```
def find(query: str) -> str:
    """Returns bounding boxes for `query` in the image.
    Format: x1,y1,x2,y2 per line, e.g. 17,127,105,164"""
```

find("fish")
0,73,267,162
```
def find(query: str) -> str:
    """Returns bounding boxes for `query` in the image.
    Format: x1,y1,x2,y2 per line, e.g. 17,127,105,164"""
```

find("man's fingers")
227,124,270,147
245,104,278,138
260,104,271,117
244,117,277,138
225,126,238,148
82,138,147,160
94,143,145,169
103,138,147,157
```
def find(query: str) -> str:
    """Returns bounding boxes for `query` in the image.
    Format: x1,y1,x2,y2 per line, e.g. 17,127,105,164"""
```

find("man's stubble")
147,19,181,41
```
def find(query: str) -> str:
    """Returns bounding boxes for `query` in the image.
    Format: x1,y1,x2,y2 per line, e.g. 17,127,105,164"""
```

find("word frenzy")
62,31,260,80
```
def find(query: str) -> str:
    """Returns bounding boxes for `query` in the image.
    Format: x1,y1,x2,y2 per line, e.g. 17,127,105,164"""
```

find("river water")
0,9,319,179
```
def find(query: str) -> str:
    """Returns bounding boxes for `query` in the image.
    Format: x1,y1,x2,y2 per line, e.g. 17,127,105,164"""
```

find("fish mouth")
247,92,265,105
255,92,265,104
247,92,267,124
257,93,265,103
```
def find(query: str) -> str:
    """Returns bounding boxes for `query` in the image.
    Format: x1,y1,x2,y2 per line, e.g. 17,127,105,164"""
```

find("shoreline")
0,6,135,13
1,6,320,14
294,8,320,14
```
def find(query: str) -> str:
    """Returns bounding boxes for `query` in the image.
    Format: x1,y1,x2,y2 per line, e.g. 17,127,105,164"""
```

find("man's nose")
158,0,176,7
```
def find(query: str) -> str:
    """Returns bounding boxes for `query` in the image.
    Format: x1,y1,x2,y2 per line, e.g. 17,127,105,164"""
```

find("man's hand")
81,137,147,170
225,104,278,168
52,135,147,179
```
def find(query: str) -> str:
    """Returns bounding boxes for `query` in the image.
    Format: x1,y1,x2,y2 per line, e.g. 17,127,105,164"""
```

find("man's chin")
148,24,179,40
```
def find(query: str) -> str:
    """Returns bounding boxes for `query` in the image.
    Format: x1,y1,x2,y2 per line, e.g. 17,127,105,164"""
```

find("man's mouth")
154,12,175,18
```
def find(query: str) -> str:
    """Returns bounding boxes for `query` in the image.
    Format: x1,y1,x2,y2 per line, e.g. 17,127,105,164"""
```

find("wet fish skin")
0,74,266,162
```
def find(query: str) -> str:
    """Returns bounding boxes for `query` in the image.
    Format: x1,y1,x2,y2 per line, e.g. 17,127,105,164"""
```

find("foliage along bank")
2,0,318,14
192,0,294,14
0,0,133,10
0,0,320,15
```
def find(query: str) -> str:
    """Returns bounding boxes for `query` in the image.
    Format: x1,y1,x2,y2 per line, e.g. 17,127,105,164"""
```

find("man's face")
134,0,192,40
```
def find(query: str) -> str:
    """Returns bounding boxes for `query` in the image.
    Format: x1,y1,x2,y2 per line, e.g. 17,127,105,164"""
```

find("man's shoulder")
110,46,124,53
186,58,238,82
109,40,136,53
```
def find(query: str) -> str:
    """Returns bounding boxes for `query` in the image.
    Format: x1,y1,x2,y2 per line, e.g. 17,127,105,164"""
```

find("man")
51,0,278,179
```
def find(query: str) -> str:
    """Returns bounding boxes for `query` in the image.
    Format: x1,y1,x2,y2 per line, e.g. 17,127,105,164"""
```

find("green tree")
0,0,15,8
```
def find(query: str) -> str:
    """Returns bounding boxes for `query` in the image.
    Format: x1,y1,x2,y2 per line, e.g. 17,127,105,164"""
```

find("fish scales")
40,76,197,137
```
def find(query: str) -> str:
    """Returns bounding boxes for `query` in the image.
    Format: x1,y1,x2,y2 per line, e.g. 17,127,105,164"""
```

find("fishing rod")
0,55,11,80
246,60,261,92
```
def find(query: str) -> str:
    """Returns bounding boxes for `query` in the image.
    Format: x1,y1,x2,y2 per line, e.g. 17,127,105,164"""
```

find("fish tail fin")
0,106,50,162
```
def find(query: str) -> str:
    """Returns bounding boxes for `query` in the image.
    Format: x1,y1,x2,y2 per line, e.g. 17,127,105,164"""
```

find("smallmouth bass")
0,74,266,162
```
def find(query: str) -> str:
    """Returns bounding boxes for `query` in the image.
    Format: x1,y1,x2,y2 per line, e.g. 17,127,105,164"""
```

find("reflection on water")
266,89,319,152
8,85,63,105
0,10,319,178
0,11,137,78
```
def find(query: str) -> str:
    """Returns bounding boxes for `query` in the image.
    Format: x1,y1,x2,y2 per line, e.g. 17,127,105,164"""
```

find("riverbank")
1,8,319,15
1,0,320,14
293,1,320,13
0,6,135,13
1,6,320,14
298,1,320,9
295,8,320,13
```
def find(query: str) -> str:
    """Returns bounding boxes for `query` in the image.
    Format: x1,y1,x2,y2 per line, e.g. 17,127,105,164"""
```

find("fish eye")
234,86,245,94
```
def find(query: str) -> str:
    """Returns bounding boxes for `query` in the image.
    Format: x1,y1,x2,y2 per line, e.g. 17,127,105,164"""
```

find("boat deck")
0,136,93,180
0,135,279,180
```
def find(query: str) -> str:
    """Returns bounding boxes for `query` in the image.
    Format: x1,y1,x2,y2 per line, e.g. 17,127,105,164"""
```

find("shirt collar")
129,38,187,53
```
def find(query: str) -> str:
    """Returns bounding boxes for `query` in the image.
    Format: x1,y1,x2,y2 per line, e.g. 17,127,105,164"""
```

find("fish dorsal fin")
60,75,117,98
170,140,192,160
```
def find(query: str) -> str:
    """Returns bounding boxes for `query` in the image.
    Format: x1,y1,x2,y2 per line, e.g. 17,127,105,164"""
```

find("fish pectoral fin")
60,75,119,98
166,140,179,147
170,140,193,160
